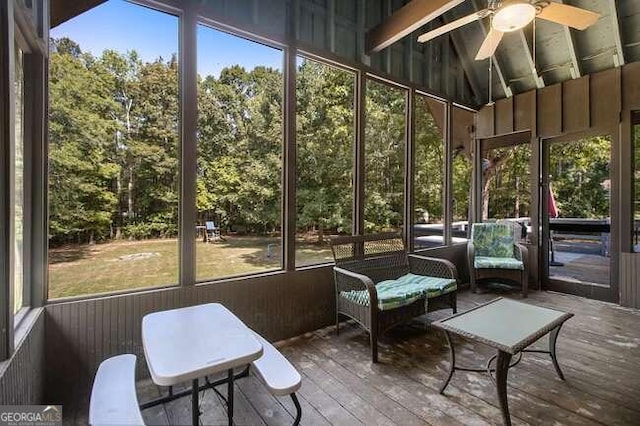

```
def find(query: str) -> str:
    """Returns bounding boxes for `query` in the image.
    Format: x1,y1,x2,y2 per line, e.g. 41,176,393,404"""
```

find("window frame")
0,0,48,360
412,93,447,250
631,111,640,252
293,53,357,268
194,19,287,281
362,74,409,236
33,0,476,305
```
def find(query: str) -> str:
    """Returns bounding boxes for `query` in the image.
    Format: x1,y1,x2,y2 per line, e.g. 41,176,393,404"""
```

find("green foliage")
364,80,406,232
415,96,444,224
295,60,354,238
49,38,179,243
486,144,531,219
49,35,613,248
550,137,610,218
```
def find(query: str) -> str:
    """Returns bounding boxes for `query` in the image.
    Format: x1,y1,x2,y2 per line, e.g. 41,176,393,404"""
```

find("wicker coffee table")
433,297,573,426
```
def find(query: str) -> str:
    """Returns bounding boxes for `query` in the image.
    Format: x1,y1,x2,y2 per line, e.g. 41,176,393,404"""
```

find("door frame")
539,129,619,303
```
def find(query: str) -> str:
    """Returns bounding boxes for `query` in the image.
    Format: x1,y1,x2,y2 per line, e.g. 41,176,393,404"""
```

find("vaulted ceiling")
433,0,640,103
51,0,640,107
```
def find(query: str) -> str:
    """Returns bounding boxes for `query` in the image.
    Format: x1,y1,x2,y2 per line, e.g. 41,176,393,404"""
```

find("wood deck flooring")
73,289,640,425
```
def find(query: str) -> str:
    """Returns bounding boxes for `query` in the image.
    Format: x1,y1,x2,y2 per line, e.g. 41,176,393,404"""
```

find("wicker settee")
329,233,458,362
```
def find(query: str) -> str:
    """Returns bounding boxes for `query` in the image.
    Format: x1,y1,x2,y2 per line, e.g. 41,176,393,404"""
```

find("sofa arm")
514,243,528,268
333,266,378,307
408,254,459,281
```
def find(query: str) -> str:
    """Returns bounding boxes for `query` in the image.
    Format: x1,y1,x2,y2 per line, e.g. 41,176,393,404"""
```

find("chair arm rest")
333,266,378,306
408,254,458,281
467,242,476,271
514,243,528,268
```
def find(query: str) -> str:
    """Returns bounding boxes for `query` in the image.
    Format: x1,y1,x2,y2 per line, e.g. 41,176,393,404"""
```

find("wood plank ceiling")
49,0,640,107
434,0,640,104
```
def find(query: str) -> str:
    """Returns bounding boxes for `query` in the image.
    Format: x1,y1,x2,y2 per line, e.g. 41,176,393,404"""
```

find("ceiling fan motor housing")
492,0,537,32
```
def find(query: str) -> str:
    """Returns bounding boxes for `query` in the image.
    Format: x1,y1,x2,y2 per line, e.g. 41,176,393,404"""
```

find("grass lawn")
48,236,333,299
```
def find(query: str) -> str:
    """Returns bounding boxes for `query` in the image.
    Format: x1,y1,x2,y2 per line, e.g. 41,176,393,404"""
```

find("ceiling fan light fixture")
492,1,536,32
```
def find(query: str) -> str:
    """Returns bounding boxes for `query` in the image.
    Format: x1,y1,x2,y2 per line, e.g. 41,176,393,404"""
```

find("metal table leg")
227,369,234,426
549,324,566,380
192,378,200,426
439,331,456,394
495,351,512,426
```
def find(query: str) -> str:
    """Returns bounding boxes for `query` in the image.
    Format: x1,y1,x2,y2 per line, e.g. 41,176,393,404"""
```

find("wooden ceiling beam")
366,0,465,53
519,29,545,89
557,0,581,79
51,0,106,28
608,0,625,67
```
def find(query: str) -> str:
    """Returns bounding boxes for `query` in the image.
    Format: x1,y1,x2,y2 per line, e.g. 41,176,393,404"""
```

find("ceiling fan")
416,0,601,60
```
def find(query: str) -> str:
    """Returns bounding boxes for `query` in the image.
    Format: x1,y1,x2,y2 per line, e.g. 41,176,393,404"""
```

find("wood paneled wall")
476,61,640,307
476,68,627,139
0,309,45,405
620,254,640,308
44,267,334,406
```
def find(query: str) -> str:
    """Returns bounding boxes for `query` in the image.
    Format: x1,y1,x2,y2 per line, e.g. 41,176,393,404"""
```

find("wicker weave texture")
329,233,458,362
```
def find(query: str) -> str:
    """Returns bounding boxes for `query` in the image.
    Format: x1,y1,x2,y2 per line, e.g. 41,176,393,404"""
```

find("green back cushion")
472,223,514,258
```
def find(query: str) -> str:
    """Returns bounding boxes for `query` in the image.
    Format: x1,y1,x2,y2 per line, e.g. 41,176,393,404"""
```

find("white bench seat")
89,354,145,426
251,331,302,425
251,332,301,396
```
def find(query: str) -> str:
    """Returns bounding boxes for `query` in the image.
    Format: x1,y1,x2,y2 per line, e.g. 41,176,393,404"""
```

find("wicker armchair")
329,233,458,362
468,222,529,297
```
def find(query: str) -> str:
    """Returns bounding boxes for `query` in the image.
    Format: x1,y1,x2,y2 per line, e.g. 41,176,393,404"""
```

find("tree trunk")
515,176,520,218
317,222,324,244
127,166,134,222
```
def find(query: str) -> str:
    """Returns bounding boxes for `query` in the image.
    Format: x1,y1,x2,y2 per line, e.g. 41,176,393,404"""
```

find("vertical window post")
354,71,366,236
283,4,297,271
180,5,197,286
0,0,14,359
405,89,415,250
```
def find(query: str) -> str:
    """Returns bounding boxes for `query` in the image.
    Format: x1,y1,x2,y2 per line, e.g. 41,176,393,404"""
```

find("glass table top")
435,298,573,353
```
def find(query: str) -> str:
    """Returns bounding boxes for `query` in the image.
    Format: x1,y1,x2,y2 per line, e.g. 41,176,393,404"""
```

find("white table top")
142,303,263,386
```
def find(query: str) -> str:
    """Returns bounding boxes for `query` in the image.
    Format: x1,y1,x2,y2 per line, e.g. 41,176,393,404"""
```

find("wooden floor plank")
67,289,640,426
235,374,295,426
290,351,397,425
304,329,473,426
292,366,364,426
286,342,427,426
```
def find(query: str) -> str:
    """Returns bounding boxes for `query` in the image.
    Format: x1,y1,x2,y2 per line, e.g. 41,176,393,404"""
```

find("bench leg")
450,292,457,314
291,393,302,426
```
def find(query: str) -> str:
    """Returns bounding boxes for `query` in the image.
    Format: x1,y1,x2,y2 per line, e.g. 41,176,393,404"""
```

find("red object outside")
548,183,559,218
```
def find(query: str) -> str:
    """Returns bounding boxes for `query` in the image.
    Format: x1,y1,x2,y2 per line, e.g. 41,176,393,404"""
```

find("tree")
49,39,119,244
364,80,406,232
296,59,354,241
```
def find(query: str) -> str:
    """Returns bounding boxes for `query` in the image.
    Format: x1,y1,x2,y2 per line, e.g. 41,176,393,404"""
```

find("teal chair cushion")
340,273,457,311
474,256,524,270
472,223,515,258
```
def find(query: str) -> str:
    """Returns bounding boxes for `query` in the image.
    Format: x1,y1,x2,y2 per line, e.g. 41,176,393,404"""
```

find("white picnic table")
142,303,263,426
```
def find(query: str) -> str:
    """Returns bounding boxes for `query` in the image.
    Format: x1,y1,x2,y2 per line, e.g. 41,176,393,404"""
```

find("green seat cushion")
340,273,457,311
472,223,515,258
474,256,524,270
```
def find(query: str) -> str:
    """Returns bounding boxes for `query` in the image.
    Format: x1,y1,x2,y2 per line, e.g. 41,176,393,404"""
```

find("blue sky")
51,0,283,78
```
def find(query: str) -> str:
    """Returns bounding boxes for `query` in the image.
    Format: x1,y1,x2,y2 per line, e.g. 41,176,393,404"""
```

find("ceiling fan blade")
475,28,504,60
366,0,465,53
537,2,600,30
418,9,491,43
